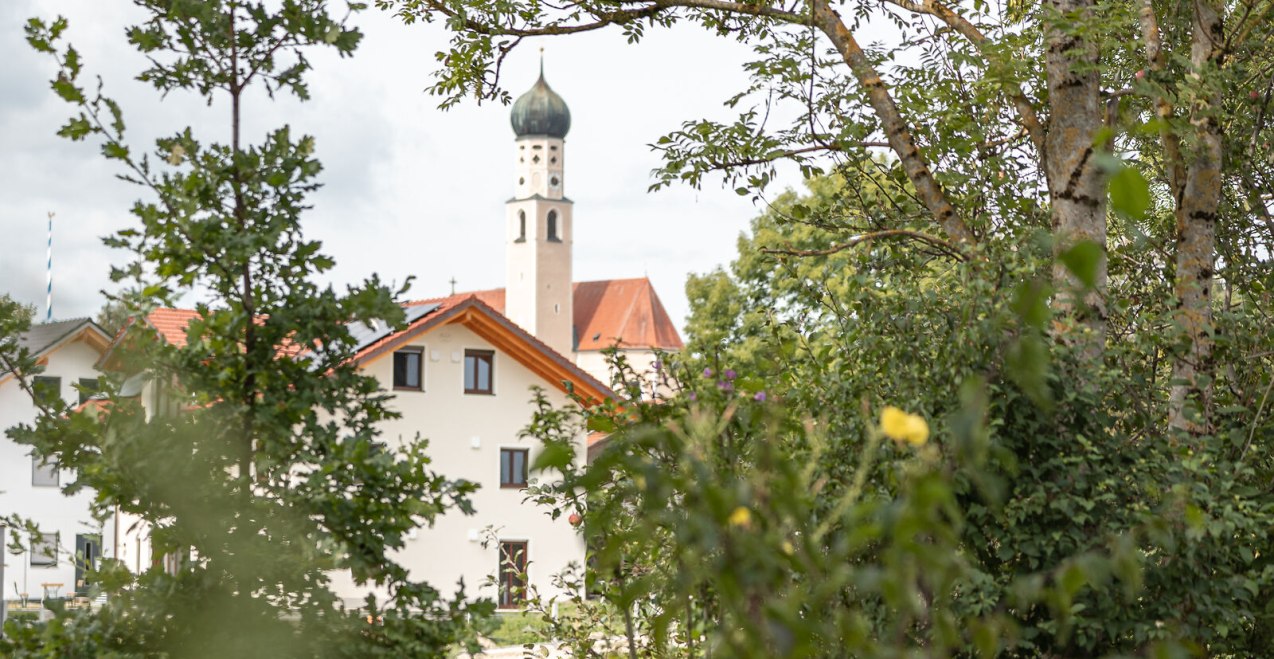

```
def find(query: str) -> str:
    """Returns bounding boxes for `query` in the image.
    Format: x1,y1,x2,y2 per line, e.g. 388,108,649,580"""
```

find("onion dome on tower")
510,59,571,138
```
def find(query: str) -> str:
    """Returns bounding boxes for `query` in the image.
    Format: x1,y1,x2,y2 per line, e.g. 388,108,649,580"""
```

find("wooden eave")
0,323,112,388
356,297,611,405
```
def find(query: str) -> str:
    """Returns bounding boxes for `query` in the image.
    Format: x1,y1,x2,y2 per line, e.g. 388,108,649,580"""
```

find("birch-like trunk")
1044,0,1108,357
1168,0,1225,434
811,0,975,246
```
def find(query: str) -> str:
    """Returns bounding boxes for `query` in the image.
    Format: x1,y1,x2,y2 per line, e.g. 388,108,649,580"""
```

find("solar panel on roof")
347,303,440,354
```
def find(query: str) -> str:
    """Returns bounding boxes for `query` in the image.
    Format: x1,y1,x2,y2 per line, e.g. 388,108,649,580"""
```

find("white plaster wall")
334,323,587,607
505,199,574,357
575,348,663,399
102,379,160,579
514,137,565,200
0,340,105,599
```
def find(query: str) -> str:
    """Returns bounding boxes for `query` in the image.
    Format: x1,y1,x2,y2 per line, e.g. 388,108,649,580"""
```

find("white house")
101,66,683,610
0,318,111,603
338,67,684,606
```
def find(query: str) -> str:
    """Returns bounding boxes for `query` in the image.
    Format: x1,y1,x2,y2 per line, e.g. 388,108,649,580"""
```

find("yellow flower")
728,506,752,529
880,406,929,446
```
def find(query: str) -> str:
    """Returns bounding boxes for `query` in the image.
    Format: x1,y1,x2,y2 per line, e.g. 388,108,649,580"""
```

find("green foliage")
0,294,38,325
516,171,1274,656
393,1,1274,650
4,2,489,656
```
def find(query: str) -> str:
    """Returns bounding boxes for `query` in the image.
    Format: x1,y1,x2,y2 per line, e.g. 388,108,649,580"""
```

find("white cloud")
2,2,809,332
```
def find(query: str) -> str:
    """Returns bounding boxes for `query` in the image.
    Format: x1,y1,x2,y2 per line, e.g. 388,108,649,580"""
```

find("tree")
3,3,489,656
382,0,1272,435
0,294,37,328
378,0,1274,649
95,297,130,338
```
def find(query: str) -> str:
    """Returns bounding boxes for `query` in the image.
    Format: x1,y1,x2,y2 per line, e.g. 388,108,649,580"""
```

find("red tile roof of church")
140,275,680,367
411,277,682,352
572,278,683,352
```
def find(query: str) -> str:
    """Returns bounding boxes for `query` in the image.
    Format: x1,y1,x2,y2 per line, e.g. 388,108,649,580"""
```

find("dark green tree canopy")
4,2,492,656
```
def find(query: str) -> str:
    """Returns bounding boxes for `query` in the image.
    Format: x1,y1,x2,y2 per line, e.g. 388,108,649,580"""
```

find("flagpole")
47,211,53,322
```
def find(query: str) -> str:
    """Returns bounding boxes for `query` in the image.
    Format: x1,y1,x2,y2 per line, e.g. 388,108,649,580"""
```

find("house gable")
1,319,111,388
356,296,611,405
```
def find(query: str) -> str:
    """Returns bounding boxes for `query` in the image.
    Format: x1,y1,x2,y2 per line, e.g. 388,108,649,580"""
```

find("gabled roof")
356,293,611,404
16,317,109,354
572,278,683,352
1,317,112,383
409,278,683,353
104,297,612,404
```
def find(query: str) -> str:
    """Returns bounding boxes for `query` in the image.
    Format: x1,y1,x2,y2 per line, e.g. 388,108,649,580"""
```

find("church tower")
505,61,574,357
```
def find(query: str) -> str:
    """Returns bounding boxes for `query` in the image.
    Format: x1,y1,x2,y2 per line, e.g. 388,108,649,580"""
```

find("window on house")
393,348,423,390
464,350,494,394
32,376,61,405
31,532,58,567
78,377,101,405
498,541,528,608
517,211,527,242
32,456,59,487
547,210,559,242
500,448,529,488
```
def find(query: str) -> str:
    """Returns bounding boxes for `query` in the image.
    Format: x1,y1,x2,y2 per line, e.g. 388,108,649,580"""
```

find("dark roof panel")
16,317,95,354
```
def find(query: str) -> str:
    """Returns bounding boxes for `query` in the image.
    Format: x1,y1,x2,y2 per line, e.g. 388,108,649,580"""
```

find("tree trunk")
811,0,975,246
1044,0,1108,359
1168,0,1225,435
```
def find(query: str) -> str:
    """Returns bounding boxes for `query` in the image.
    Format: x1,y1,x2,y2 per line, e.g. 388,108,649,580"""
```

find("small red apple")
1134,69,1146,80
1251,91,1261,100
568,513,583,527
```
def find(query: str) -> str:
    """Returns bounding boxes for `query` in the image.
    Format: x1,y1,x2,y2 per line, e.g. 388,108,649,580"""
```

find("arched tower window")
517,211,527,242
547,210,559,242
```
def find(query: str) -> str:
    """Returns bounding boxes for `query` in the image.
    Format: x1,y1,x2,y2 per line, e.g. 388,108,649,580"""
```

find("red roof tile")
129,298,611,403
572,278,683,352
408,278,682,352
147,308,200,347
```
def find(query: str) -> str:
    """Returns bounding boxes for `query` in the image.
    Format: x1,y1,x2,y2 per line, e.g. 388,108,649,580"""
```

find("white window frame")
30,532,58,568
32,456,60,487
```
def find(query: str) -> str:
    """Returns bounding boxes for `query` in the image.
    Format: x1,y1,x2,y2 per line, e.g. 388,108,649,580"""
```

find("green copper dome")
510,68,571,139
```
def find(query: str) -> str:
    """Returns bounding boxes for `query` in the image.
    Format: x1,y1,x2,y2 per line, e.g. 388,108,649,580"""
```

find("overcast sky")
0,1,817,333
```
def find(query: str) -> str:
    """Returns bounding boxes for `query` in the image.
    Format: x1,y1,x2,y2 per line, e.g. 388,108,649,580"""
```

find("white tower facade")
505,68,574,357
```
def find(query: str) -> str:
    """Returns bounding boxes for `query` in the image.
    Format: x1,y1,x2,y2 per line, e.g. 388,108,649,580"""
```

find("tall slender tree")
5,3,489,656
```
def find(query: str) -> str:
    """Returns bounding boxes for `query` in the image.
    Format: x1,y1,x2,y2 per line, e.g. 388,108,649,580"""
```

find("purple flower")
703,367,714,378
688,391,697,401
754,391,767,402
724,369,737,381
717,380,734,392
652,360,662,372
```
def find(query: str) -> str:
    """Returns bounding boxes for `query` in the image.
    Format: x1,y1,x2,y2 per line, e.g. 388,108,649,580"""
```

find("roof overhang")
0,321,112,387
356,297,612,405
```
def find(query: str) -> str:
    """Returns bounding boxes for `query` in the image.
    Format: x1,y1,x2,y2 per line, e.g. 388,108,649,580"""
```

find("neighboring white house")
98,66,684,610
0,318,111,603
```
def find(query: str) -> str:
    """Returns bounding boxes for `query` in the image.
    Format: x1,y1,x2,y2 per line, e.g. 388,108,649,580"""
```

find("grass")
484,608,558,647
